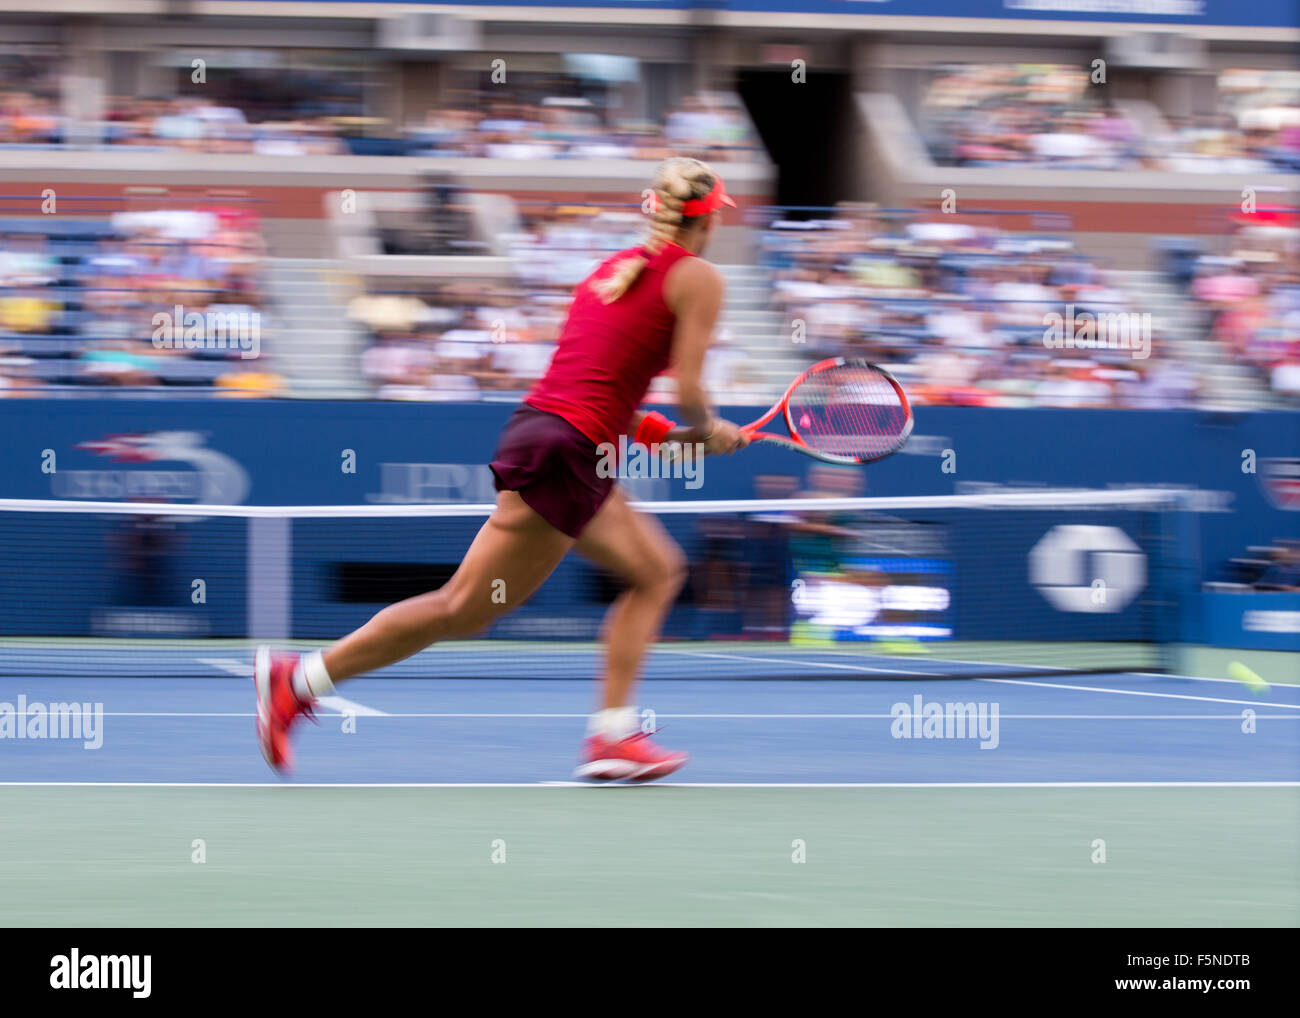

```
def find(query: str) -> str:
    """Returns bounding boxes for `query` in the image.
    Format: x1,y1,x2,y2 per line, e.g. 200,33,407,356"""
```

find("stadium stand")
0,206,279,394
920,64,1299,173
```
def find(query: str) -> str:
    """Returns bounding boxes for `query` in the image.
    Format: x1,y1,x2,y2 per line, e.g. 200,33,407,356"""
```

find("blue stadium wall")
252,0,1299,30
0,401,1295,645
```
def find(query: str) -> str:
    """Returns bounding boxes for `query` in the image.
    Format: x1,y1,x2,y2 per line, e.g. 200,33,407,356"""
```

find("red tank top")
526,241,694,447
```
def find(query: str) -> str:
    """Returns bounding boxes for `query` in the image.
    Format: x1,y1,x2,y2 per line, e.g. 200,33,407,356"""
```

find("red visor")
681,177,737,217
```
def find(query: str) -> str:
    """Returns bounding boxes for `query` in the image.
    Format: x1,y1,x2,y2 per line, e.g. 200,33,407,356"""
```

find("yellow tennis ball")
792,621,833,647
1227,661,1269,694
877,639,927,656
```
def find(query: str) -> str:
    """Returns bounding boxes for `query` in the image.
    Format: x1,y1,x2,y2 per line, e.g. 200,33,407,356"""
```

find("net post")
1160,489,1201,677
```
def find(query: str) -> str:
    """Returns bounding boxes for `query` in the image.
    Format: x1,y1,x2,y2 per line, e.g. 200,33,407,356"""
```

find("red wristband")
634,411,675,447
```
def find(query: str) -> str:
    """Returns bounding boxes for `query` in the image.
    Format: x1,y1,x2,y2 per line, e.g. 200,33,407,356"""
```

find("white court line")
198,658,387,716
315,696,388,717
97,713,252,717
1131,671,1298,688
981,677,1300,710
60,711,1300,720
661,649,1299,707
0,781,1296,789
661,647,939,677
199,658,252,677
148,652,1300,696
724,649,1298,692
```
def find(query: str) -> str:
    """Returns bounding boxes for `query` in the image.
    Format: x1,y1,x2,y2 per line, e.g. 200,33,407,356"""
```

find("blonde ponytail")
593,157,720,304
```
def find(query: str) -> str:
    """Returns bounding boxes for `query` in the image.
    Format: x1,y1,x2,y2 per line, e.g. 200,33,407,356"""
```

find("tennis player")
255,156,748,780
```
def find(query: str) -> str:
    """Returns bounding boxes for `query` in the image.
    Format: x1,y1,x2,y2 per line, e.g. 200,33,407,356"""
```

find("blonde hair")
592,157,720,304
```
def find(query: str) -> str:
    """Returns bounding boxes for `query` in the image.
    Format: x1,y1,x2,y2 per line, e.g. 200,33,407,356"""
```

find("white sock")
293,651,335,702
587,706,640,740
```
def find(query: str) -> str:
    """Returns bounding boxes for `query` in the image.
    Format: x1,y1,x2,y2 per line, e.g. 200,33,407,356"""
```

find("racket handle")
750,431,862,466
749,432,798,451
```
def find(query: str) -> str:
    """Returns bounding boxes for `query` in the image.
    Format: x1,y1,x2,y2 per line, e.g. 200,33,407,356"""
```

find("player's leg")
575,486,687,707
571,487,690,781
254,490,573,771
321,491,573,680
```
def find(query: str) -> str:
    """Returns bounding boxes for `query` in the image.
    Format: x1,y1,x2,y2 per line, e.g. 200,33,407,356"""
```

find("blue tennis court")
2,642,1295,784
1,641,1297,926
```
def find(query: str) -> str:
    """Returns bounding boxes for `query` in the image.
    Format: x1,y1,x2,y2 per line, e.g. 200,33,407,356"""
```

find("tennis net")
0,489,1193,679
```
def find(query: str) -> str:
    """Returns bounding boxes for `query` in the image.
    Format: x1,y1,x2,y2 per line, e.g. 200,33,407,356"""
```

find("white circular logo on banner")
1029,525,1146,613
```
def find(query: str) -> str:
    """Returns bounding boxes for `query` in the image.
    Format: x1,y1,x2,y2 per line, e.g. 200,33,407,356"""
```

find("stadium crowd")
1210,538,1300,591
922,64,1300,174
346,200,1298,409
1185,218,1300,400
7,193,1294,408
0,207,282,396
0,87,761,163
5,48,1296,173
352,282,561,401
351,201,765,403
761,208,1205,408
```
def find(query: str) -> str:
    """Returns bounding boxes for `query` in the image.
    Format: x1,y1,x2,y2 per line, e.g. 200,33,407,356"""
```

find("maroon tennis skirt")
489,403,614,538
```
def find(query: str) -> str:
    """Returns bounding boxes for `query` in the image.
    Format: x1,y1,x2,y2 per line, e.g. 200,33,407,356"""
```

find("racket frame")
740,357,914,465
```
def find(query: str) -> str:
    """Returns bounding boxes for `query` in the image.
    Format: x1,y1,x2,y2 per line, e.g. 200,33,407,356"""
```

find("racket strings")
787,364,910,460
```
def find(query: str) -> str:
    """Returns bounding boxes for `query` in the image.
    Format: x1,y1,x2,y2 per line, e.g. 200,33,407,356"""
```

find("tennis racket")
741,357,913,465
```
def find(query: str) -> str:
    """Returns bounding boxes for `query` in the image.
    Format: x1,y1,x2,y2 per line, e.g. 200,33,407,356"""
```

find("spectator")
1256,546,1300,590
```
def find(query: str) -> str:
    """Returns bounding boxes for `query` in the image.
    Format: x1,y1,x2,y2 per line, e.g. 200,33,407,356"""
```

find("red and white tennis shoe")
253,646,318,774
574,731,689,783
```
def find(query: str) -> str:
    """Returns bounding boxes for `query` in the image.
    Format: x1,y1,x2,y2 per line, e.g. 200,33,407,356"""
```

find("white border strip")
6,711,1297,719
0,489,1185,518
0,781,1296,788
984,677,1300,709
